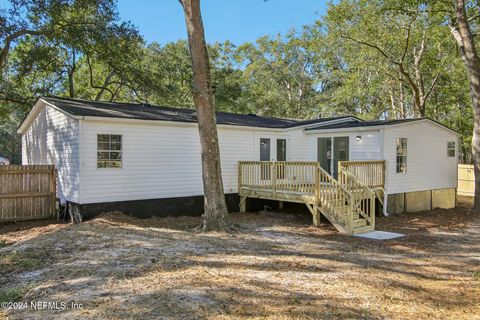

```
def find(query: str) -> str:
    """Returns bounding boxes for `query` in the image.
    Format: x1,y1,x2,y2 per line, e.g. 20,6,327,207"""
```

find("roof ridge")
40,96,361,129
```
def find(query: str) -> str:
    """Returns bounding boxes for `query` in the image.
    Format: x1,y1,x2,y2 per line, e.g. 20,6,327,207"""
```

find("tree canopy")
0,0,475,163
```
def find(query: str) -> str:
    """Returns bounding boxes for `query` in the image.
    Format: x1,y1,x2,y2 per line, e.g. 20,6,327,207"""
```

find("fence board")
0,165,56,222
458,164,474,197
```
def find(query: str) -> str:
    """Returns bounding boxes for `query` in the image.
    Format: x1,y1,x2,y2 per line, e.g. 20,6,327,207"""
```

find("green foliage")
0,287,24,303
0,0,475,162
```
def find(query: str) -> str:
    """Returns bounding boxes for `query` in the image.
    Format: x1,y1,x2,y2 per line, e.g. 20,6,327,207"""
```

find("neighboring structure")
18,96,459,224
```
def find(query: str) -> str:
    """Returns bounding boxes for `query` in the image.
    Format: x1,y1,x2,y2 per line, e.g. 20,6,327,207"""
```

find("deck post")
278,201,284,209
239,196,246,212
238,162,246,212
313,164,322,226
271,162,276,197
312,205,321,227
371,194,376,227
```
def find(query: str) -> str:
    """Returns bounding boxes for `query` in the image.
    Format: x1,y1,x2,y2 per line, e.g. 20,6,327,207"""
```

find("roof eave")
17,98,81,134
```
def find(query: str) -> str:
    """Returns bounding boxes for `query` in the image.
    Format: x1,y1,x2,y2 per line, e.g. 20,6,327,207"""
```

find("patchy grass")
474,271,480,280
0,249,52,274
0,287,24,304
0,196,479,319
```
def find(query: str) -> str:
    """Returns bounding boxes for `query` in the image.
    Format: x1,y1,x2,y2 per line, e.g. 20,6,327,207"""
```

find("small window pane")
97,134,122,168
110,152,122,160
447,141,455,157
396,138,407,173
110,143,121,151
97,161,108,168
97,142,110,151
97,152,110,160
110,161,122,168
111,135,122,143
98,135,110,143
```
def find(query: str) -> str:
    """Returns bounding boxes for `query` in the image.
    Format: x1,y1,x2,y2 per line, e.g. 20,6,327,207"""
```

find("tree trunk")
68,51,76,98
451,0,480,213
179,0,230,230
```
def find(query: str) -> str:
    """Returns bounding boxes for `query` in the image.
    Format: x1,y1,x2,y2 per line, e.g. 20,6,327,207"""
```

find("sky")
117,0,329,45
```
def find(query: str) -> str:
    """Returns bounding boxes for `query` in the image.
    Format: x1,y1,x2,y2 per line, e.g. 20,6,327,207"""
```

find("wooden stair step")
352,225,375,234
353,218,367,227
333,205,349,213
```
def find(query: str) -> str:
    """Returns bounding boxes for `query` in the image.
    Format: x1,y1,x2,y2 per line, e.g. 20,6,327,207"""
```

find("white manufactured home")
18,97,459,233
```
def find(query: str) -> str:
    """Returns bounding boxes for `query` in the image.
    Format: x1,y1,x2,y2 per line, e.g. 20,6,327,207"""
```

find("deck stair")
238,161,382,235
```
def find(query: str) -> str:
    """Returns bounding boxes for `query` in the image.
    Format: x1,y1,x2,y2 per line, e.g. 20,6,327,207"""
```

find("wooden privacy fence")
0,165,56,222
458,164,474,197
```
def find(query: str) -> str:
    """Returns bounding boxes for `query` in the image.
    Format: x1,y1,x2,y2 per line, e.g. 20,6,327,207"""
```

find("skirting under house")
387,188,457,214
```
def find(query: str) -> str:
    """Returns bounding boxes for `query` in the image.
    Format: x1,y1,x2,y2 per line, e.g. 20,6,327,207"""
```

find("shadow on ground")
0,197,479,319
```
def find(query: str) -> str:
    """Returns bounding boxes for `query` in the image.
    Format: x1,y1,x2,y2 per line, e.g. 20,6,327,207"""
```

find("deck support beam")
312,205,321,227
239,196,247,212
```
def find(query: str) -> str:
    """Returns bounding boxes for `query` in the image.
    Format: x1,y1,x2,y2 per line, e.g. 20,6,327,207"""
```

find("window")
97,134,122,168
396,138,407,173
447,141,456,157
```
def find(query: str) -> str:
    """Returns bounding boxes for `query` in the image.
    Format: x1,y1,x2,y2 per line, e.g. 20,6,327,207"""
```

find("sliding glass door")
317,136,349,179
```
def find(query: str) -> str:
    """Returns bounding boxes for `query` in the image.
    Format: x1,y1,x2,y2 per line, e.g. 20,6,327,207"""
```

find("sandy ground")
0,197,479,319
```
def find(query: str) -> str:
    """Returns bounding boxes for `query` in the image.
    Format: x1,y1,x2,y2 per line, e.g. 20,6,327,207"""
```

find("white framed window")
396,138,407,173
97,134,122,168
447,141,456,157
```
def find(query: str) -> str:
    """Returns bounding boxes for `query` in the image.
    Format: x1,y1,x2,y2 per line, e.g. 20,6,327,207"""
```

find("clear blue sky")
117,0,329,45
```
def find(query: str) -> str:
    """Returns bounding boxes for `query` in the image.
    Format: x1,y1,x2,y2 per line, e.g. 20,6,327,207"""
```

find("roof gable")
305,117,459,135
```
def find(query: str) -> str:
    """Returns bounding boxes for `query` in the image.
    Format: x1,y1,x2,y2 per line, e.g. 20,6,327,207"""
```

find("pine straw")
0,197,479,319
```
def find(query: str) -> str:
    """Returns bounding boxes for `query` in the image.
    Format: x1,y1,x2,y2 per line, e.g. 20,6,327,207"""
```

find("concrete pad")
432,188,456,209
354,230,405,240
406,190,432,212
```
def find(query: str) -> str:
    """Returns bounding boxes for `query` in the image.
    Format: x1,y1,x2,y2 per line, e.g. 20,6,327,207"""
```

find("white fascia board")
284,116,361,132
304,119,459,136
387,118,460,136
17,98,82,134
80,116,285,133
17,99,44,134
304,125,385,135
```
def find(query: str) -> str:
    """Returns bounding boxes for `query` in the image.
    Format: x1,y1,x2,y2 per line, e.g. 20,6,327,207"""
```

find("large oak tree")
178,0,230,230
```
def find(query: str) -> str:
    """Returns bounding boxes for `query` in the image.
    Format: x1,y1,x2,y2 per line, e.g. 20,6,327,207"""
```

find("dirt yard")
0,197,479,320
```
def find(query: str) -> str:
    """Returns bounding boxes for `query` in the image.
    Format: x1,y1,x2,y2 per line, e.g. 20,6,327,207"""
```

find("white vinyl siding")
20,104,459,206
383,121,458,194
79,120,283,204
21,105,80,202
307,130,382,161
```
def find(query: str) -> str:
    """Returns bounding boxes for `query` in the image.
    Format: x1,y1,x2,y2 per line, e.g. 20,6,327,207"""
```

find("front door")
259,137,287,161
259,137,287,179
317,136,349,179
260,138,271,161
333,137,349,179
317,137,332,175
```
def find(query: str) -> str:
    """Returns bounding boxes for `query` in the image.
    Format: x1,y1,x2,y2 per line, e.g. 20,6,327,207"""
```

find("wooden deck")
238,161,385,235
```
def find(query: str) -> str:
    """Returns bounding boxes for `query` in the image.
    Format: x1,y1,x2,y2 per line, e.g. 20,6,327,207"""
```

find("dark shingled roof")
41,96,358,129
305,118,424,130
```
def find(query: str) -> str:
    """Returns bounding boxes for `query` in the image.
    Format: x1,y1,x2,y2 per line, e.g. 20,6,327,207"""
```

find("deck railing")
339,170,375,227
238,161,376,234
238,161,318,194
338,160,385,189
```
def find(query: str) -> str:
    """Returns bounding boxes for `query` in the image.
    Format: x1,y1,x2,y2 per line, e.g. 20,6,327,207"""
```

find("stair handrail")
339,168,376,227
315,163,353,198
339,169,375,197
